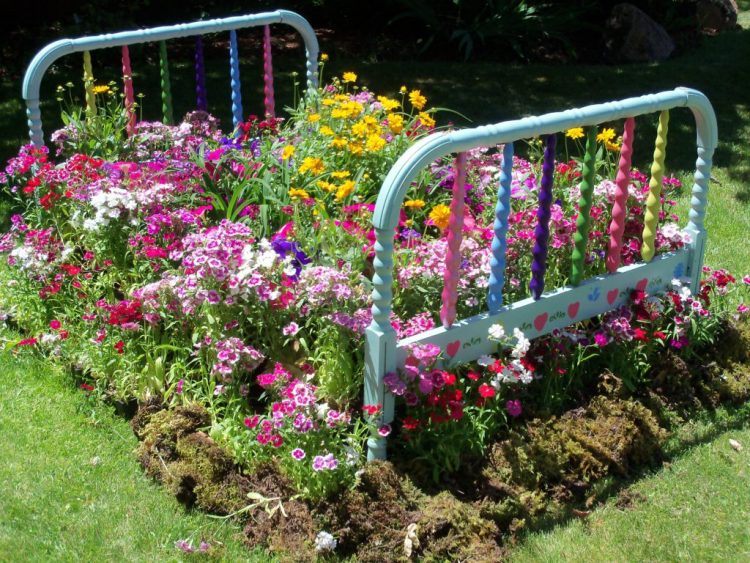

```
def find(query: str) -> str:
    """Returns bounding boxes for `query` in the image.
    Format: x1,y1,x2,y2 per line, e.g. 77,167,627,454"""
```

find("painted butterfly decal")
673,263,685,279
588,287,600,302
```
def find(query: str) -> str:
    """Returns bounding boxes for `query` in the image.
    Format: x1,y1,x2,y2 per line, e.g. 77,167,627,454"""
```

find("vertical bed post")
364,227,398,460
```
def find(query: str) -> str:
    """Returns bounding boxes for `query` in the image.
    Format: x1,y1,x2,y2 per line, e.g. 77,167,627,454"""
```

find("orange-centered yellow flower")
330,137,348,149
365,134,386,152
429,204,451,230
335,180,356,201
308,113,321,123
418,112,435,128
288,188,310,201
377,96,400,111
342,71,357,83
409,90,427,110
596,127,616,144
298,157,325,175
404,199,425,209
331,170,351,179
281,145,295,160
565,127,584,140
388,114,404,134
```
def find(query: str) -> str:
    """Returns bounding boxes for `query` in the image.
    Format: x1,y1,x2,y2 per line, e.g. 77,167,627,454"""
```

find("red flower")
466,370,480,381
478,383,496,398
442,372,457,386
402,416,420,431
16,337,38,347
270,434,284,448
80,383,95,392
114,340,125,354
488,360,504,374
633,328,648,341
49,319,61,330
362,404,382,416
653,331,667,340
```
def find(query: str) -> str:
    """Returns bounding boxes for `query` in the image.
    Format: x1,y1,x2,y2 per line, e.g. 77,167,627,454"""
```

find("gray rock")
606,3,676,62
696,0,739,34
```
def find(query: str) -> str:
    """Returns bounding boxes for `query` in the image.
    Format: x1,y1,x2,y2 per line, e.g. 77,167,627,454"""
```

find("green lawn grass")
0,345,263,561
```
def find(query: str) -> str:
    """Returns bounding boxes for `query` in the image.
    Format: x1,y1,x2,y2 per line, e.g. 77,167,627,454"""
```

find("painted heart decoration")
446,340,461,358
567,301,580,318
607,288,619,305
533,312,548,332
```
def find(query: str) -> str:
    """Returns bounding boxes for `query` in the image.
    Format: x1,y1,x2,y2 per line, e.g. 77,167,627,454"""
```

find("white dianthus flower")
315,531,337,552
488,323,505,340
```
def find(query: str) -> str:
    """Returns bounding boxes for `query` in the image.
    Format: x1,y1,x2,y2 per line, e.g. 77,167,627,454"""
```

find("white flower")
282,322,300,336
477,354,494,367
488,323,505,340
315,531,337,552
315,402,330,420
511,328,530,359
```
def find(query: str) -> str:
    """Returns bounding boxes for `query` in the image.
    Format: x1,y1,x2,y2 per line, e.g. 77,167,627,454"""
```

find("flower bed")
2,71,749,558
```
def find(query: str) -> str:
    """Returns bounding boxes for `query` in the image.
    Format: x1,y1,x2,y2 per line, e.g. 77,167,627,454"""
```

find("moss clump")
162,432,247,514
136,403,210,477
480,396,666,532
418,491,505,561
320,461,419,562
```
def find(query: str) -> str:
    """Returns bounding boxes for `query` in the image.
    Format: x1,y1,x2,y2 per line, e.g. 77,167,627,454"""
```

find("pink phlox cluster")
296,265,367,309
209,336,264,380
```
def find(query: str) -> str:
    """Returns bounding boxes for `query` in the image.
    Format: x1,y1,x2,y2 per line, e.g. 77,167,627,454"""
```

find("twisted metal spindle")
440,153,467,328
488,142,514,314
263,25,276,119
529,134,557,300
82,51,96,116
606,117,635,272
194,36,207,111
158,41,174,125
570,126,598,286
229,30,244,130
121,46,136,136
641,110,670,262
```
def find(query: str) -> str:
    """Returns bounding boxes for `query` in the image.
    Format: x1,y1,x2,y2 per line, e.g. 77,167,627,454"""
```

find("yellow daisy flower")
429,204,451,230
298,157,325,175
596,127,616,144
566,127,584,140
409,90,427,110
281,145,295,160
335,180,356,201
289,188,311,201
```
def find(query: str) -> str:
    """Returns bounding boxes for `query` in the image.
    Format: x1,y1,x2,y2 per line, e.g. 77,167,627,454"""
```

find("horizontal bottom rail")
397,250,690,367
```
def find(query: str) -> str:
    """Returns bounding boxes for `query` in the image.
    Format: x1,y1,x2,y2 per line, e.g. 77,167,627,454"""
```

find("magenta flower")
291,448,306,460
378,424,392,437
175,379,184,394
282,322,300,336
506,399,523,418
